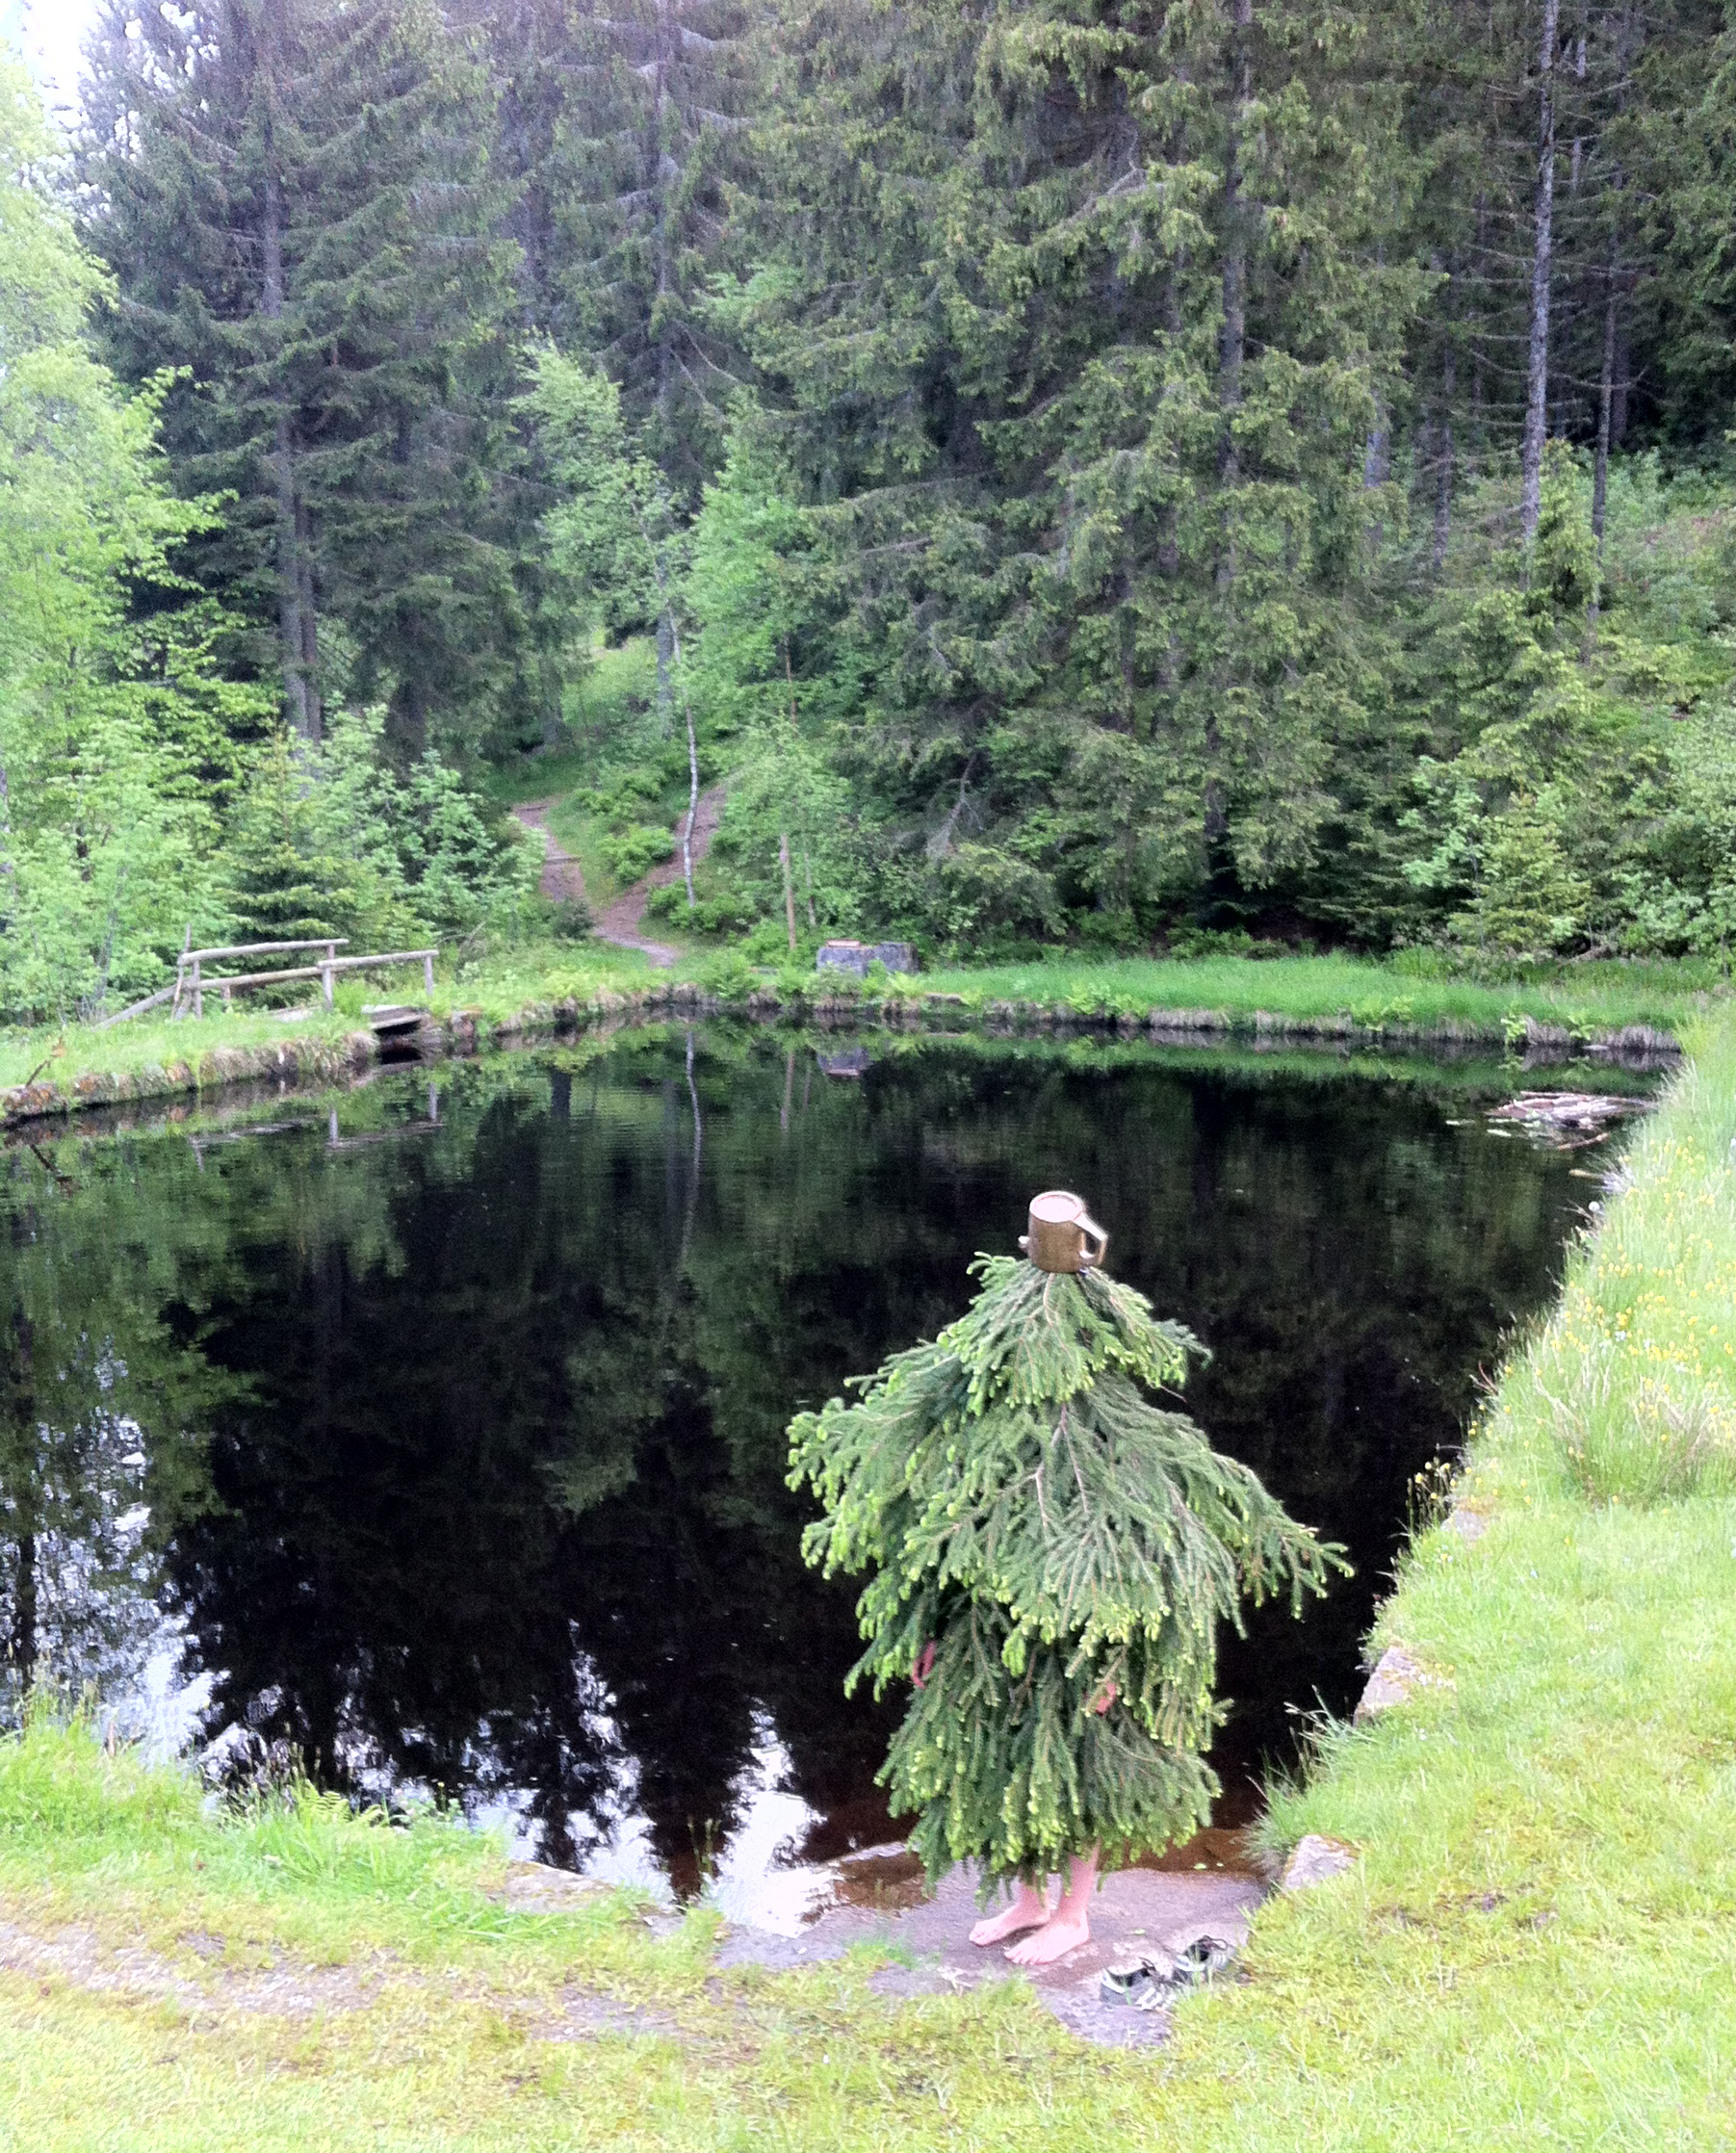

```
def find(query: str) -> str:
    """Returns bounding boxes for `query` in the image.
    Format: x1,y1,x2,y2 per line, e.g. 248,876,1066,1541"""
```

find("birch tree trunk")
656,610,674,740
779,832,797,950
1519,0,1561,548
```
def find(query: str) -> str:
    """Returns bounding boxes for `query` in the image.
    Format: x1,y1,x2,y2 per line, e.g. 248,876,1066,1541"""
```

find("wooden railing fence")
98,939,437,1029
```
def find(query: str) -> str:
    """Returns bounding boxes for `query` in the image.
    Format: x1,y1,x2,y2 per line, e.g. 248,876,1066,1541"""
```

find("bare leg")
970,1881,1050,1947
1005,1849,1100,1965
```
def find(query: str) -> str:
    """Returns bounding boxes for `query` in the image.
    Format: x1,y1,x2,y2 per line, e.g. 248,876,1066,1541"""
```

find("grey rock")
1278,1835,1359,1893
499,1860,613,1913
1355,1645,1427,1723
1444,1505,1490,1545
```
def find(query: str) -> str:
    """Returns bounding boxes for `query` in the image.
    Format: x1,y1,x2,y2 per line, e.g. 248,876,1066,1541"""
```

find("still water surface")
0,1029,1639,1923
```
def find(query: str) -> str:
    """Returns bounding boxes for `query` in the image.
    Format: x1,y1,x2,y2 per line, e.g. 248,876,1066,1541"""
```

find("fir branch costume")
789,1253,1346,1891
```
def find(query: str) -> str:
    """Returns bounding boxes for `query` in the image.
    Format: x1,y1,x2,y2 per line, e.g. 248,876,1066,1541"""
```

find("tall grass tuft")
1490,1011,1736,1502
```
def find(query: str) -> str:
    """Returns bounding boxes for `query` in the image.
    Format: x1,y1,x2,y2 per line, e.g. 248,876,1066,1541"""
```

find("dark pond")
0,1027,1645,1926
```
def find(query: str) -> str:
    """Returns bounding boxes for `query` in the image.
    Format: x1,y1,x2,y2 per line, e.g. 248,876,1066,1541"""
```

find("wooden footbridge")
100,939,437,1028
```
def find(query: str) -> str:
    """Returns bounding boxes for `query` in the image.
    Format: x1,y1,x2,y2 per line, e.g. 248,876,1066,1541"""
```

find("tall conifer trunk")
781,638,801,945
295,492,320,739
1611,310,1630,445
1591,3,1635,579
259,4,320,744
651,0,675,424
1217,0,1252,494
1205,0,1255,864
1433,272,1456,573
263,142,318,741
1469,195,1488,473
1519,0,1561,547
1591,260,1617,573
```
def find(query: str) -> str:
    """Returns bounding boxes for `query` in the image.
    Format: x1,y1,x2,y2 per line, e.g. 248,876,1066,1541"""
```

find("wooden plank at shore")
95,982,180,1029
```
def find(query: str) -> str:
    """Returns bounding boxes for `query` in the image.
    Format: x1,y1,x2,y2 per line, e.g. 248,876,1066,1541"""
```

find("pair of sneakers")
1100,1933,1238,2010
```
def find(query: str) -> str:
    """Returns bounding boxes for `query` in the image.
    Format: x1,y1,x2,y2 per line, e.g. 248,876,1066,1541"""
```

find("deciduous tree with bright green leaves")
0,63,261,1023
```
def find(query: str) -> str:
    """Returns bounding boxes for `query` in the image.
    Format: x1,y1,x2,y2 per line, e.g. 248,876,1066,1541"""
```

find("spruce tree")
543,0,752,493
80,0,528,758
468,0,757,751
789,1243,1343,1886
738,0,1419,946
225,735,350,947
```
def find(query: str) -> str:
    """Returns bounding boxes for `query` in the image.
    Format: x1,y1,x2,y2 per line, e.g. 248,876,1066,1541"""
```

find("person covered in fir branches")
789,1191,1346,1965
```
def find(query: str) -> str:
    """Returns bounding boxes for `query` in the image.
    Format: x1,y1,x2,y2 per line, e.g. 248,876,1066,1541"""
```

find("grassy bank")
2,1021,1733,2145
916,948,1718,1038
0,947,659,1121
1221,1009,1736,2142
0,946,1713,1128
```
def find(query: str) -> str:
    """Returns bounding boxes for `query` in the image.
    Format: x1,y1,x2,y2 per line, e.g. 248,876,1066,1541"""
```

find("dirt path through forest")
513,787,725,970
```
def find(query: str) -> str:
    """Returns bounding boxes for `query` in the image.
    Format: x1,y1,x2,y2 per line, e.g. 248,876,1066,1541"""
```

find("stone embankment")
0,982,1677,1130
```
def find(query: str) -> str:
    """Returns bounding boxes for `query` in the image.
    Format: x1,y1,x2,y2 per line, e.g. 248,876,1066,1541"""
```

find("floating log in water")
1487,1091,1652,1134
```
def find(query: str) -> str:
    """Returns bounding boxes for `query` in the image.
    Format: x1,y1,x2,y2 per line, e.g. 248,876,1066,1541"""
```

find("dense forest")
4,0,1736,1018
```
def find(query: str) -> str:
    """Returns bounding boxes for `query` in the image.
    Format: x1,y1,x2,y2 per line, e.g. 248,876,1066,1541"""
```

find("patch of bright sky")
8,0,100,125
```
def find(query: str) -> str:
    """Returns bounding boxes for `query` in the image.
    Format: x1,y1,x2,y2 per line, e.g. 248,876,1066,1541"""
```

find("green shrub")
698,949,758,1001
599,823,674,884
643,882,754,933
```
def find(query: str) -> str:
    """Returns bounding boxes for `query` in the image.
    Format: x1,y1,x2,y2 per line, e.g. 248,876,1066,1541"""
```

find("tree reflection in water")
0,1031,1633,1890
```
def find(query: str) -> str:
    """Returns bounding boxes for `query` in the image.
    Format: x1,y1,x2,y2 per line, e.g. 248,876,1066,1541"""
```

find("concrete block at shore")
816,940,918,976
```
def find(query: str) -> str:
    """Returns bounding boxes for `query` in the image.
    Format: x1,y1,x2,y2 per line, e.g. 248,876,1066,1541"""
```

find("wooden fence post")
424,953,435,995
192,957,203,1020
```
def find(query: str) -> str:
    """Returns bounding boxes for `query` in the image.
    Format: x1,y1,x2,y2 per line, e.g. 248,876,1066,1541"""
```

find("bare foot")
970,1884,1049,1947
1003,1847,1100,1965
1004,1912,1092,1965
